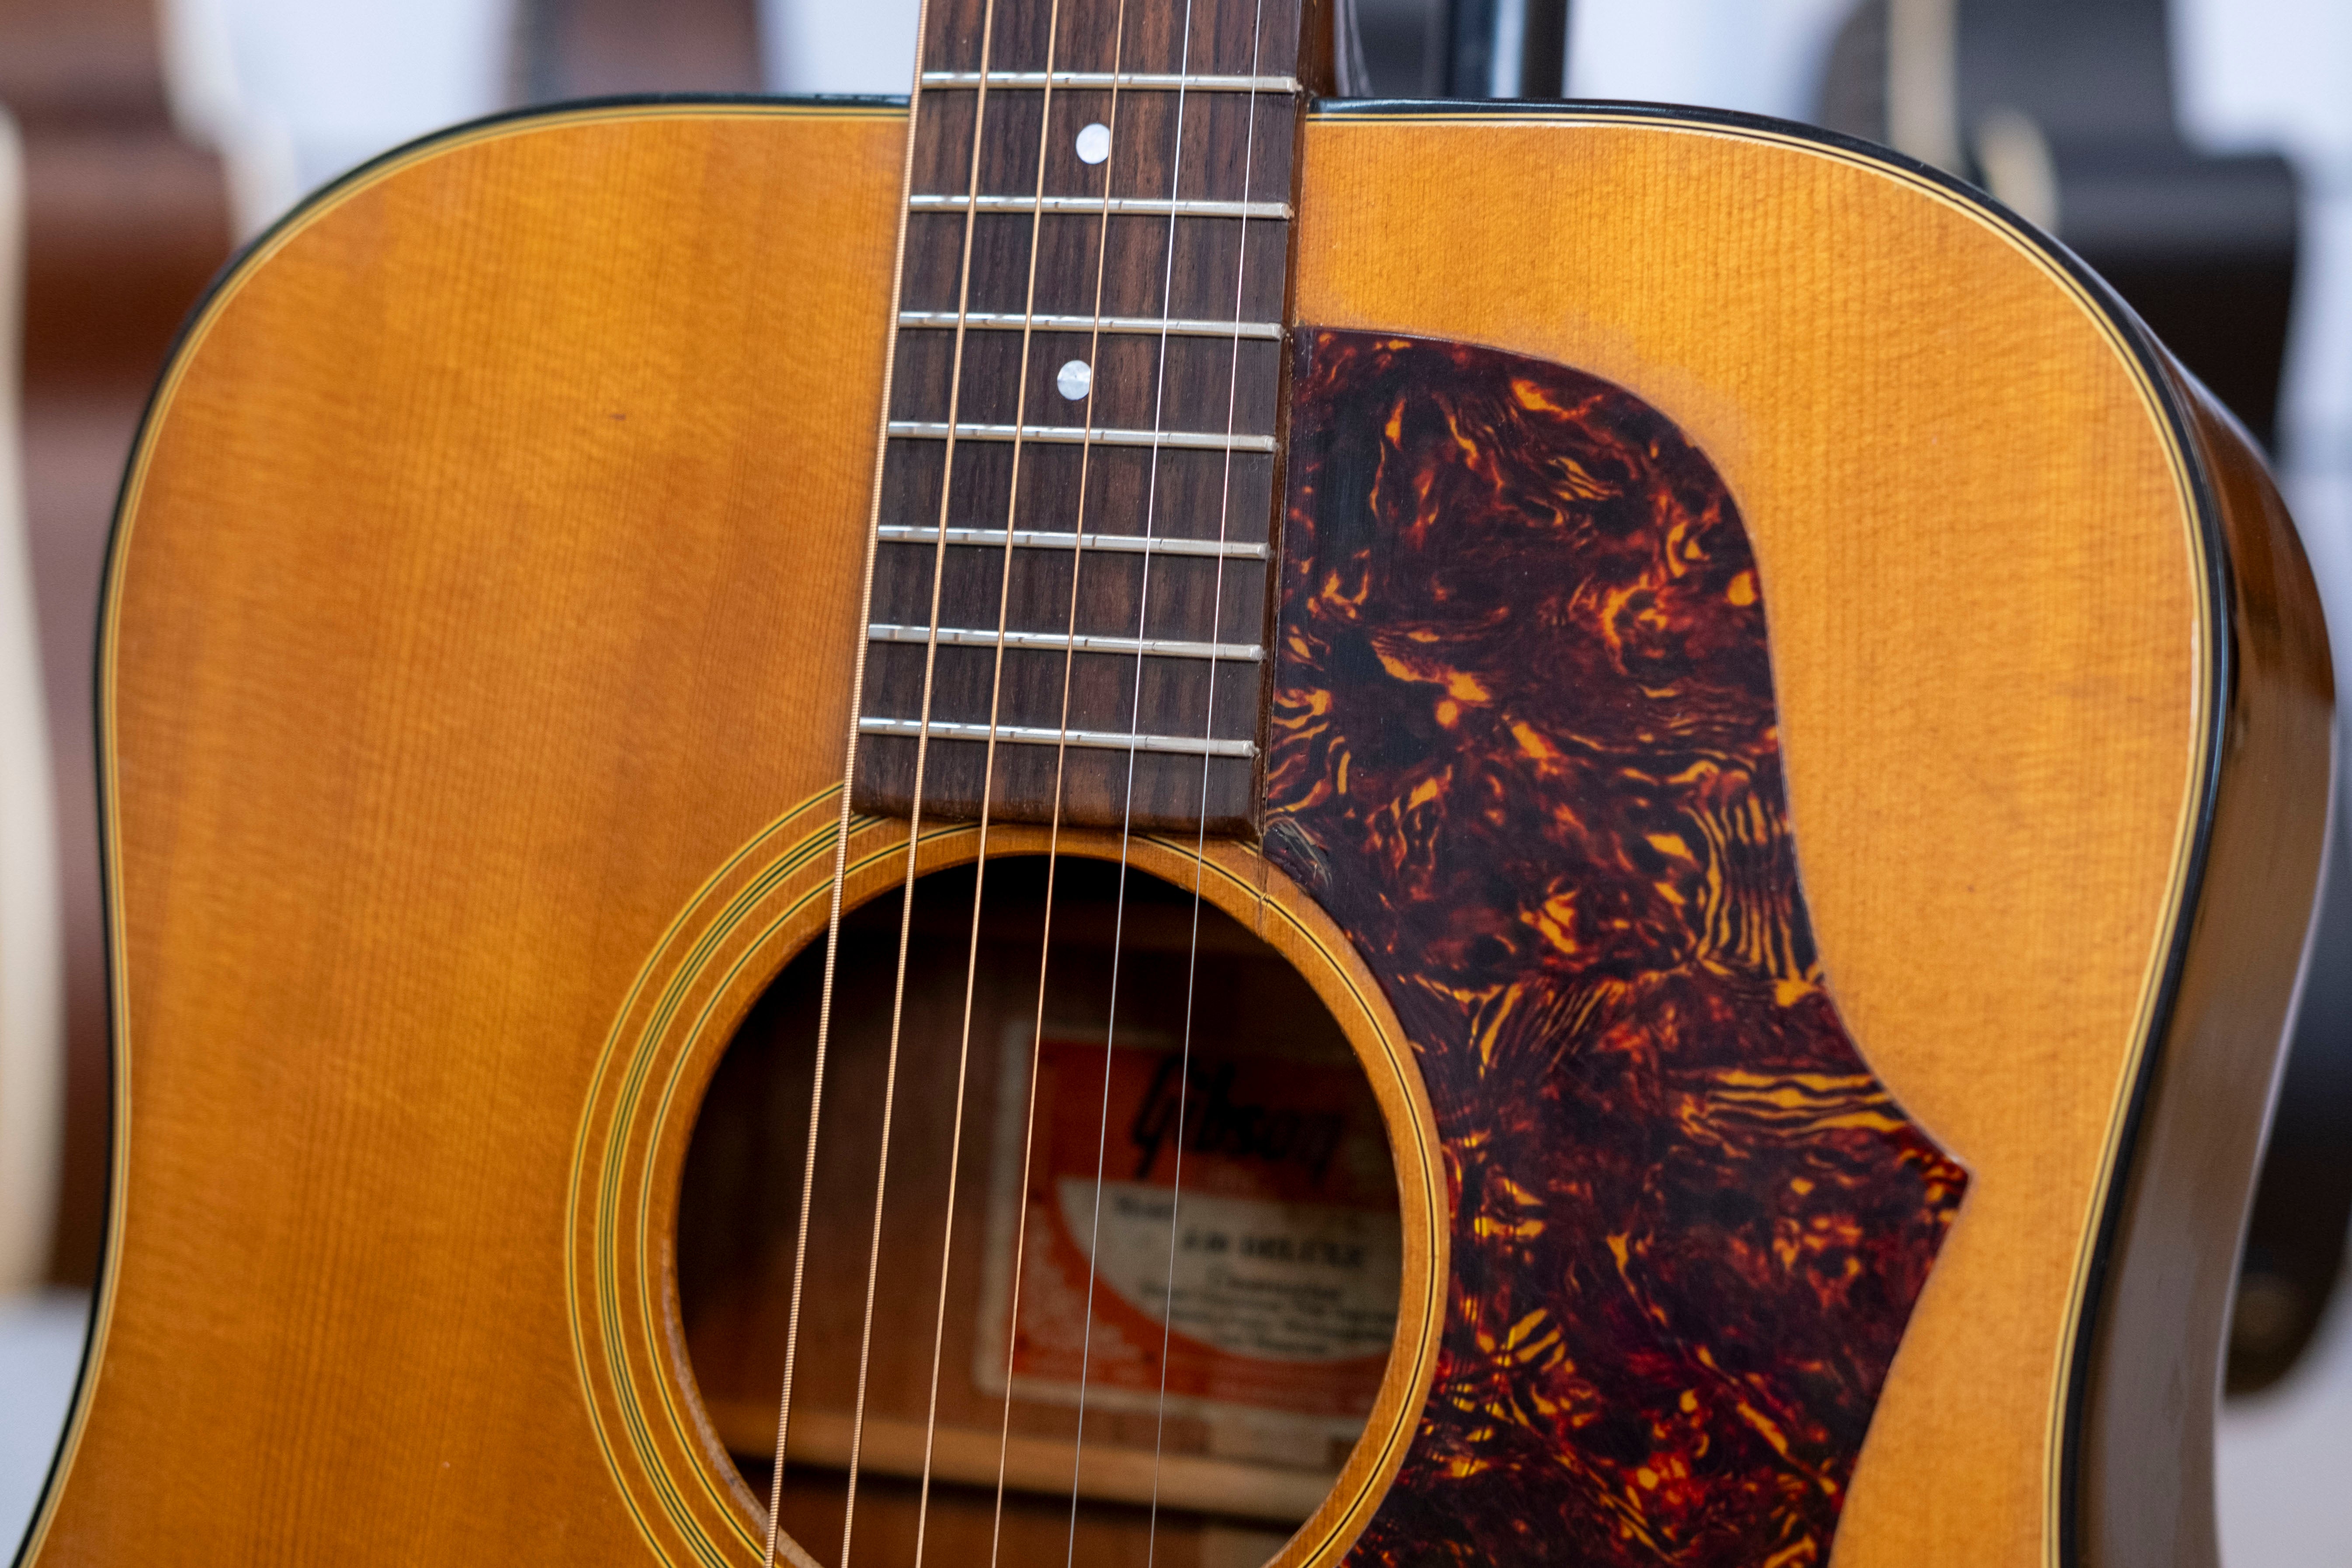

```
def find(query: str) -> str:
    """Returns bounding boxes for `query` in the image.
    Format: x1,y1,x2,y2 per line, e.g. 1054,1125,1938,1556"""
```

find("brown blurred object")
512,0,763,103
0,0,768,1287
0,0,233,1284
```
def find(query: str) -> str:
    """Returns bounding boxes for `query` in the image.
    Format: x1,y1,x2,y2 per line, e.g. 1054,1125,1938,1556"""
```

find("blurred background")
0,0,2344,1558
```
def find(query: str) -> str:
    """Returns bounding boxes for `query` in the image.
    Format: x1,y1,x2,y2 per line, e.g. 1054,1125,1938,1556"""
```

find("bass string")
983,0,1139,1563
755,0,963,1556
780,0,1013,1562
1141,0,1272,1558
1062,0,1206,1563
903,0,1073,1563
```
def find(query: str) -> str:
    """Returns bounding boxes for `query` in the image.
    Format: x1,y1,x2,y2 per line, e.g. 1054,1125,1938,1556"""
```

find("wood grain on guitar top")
25,97,2330,1568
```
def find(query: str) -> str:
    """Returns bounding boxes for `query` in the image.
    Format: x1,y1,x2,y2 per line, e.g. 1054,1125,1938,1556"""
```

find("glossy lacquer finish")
20,98,2331,1568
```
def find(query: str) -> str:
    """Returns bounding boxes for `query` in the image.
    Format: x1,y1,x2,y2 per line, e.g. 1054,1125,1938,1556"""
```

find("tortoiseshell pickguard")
1266,330,1968,1568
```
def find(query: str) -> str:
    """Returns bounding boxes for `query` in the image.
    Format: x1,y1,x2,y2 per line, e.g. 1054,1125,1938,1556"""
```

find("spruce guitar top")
17,0,2333,1565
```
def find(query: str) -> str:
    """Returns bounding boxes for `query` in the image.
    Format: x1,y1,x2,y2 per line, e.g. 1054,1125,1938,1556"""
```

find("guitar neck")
851,0,1320,836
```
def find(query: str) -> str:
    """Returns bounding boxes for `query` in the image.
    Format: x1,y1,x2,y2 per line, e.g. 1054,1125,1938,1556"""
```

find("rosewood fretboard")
849,0,1313,835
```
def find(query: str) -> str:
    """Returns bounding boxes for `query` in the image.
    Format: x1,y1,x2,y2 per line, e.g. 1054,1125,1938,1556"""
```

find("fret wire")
908,193,1292,220
917,70,1302,93
898,309,1284,340
857,0,1309,831
867,623,1263,662
888,419,1276,454
858,716,1256,759
877,524,1267,560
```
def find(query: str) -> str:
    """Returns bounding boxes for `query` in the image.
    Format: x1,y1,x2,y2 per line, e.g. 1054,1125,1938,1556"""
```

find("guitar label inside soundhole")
975,1028,1402,1433
1267,328,1970,1568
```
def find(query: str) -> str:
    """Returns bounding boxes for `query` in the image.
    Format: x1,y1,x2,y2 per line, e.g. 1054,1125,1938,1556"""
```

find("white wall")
163,0,515,224
163,0,919,227
760,0,918,96
1565,0,1854,121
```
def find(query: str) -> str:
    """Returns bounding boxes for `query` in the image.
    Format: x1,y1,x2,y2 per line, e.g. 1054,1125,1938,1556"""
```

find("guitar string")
1141,1,1270,1558
758,0,951,1559
1063,1,1202,1563
828,0,1010,1562
904,0,1070,1562
757,4,1269,1563
983,1,1137,1562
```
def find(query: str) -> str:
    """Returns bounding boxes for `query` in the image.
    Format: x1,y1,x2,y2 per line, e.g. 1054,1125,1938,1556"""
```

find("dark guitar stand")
1348,0,1567,99
1428,0,1568,98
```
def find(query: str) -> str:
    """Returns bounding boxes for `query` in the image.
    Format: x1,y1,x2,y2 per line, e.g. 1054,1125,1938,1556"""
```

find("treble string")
906,0,1072,1563
829,0,1009,1563
1143,0,1271,1558
1064,0,1202,1562
985,0,1137,1563
757,0,958,1560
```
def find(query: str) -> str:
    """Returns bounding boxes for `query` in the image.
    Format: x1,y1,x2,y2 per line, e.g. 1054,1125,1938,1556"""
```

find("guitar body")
19,97,2331,1568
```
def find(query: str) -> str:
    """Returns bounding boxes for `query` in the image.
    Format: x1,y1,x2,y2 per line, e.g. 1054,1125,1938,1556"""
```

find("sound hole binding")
565,785,1446,1568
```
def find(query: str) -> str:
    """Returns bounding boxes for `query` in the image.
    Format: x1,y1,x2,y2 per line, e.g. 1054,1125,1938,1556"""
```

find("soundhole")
677,854,1406,1568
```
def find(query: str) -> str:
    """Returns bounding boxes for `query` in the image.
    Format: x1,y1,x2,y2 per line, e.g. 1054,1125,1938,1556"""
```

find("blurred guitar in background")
0,0,232,1289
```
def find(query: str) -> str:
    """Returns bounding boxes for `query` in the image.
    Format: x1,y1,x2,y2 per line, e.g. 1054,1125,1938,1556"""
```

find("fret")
888,325,1283,434
858,0,1315,834
898,213,1290,326
908,87,1296,208
877,524,1267,560
896,309,1285,341
906,193,1292,221
867,623,1263,662
858,717,1256,760
874,447,1278,569
917,70,1302,94
917,0,1312,80
887,420,1277,454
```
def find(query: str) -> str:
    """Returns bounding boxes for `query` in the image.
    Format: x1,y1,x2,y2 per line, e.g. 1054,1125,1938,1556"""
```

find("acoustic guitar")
17,0,2335,1564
